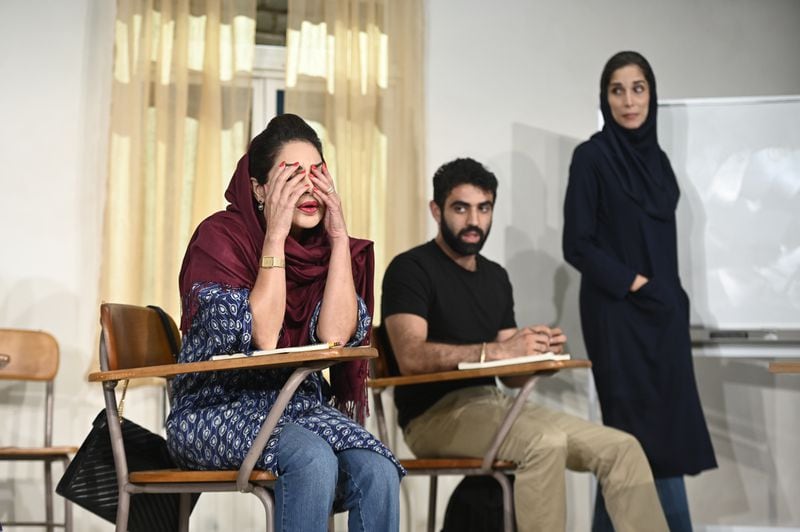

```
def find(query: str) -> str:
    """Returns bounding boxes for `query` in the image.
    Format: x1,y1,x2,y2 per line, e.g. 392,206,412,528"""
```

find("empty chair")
0,328,76,532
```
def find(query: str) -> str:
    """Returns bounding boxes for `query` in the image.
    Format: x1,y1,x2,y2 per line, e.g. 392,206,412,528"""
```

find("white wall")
423,0,800,531
0,1,116,529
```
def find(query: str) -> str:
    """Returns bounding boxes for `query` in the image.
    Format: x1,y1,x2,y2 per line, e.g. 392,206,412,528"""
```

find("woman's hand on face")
310,163,349,242
263,162,312,242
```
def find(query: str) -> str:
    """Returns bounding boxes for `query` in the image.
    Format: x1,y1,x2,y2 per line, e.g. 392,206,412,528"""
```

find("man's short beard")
440,218,490,256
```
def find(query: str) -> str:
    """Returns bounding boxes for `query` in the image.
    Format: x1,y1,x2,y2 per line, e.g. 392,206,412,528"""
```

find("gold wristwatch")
261,256,286,269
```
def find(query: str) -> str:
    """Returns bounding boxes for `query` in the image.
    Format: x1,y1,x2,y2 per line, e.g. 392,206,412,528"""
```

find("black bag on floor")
441,475,515,532
56,411,199,532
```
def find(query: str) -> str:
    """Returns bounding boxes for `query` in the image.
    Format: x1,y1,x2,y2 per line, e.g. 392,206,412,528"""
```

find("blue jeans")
274,423,400,532
592,476,693,532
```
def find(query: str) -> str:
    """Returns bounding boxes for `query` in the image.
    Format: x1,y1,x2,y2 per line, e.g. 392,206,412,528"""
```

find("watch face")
261,256,285,268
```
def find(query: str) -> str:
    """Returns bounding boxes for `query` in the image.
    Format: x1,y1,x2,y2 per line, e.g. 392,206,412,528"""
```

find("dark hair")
432,158,498,208
248,113,324,184
600,51,656,96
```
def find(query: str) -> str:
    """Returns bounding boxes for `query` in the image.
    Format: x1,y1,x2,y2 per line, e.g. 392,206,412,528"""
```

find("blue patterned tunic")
166,283,403,476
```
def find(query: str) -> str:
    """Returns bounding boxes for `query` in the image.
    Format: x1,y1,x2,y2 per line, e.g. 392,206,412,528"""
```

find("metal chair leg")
115,489,131,532
253,485,275,532
493,472,516,532
62,457,73,532
178,492,191,532
65,495,73,532
427,476,438,532
44,460,54,532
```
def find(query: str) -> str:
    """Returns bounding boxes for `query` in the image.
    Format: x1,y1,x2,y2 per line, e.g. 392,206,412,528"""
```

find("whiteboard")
658,96,800,332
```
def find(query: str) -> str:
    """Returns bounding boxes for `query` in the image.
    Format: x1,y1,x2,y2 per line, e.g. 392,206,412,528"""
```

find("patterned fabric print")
308,290,373,346
166,283,404,476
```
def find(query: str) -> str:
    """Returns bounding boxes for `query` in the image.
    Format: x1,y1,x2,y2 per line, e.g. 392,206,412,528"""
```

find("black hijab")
591,51,679,220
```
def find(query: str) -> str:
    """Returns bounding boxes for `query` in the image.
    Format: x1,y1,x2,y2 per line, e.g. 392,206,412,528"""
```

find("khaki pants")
404,386,668,532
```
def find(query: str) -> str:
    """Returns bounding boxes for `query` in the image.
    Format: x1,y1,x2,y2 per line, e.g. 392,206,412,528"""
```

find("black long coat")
563,138,717,477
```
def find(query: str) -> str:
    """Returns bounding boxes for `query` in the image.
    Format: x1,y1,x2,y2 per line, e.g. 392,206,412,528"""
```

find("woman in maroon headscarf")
166,114,402,532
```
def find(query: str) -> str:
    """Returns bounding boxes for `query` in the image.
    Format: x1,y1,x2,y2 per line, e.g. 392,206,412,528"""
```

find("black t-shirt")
381,240,517,428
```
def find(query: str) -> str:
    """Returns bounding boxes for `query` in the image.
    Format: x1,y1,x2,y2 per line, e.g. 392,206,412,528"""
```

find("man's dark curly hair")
432,158,498,208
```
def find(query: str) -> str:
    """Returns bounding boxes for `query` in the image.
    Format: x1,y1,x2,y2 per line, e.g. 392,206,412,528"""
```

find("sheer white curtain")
285,0,426,313
102,0,256,317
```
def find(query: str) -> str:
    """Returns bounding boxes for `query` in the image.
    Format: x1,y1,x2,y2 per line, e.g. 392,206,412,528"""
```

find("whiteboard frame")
661,95,800,107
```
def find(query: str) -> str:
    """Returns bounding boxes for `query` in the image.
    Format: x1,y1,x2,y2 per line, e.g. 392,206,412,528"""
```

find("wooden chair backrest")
370,324,395,380
0,329,59,381
99,303,180,371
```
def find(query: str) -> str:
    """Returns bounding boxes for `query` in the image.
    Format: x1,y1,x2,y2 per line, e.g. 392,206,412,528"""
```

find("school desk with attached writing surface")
368,325,591,532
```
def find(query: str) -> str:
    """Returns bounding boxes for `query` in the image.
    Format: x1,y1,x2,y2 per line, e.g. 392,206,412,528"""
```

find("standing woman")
563,51,717,531
166,114,402,531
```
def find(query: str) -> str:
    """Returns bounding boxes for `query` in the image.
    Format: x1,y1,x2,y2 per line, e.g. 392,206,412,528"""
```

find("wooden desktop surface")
89,346,377,382
369,359,591,388
768,361,800,374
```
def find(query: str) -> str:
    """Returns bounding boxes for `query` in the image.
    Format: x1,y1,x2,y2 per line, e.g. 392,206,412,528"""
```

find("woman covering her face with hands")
167,114,402,532
563,51,717,531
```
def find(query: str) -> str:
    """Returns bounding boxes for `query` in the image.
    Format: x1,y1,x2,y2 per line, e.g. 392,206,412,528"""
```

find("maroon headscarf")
179,152,374,422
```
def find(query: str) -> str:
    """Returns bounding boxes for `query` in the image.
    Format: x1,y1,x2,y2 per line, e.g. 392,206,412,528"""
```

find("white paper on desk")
210,342,336,361
457,352,571,370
